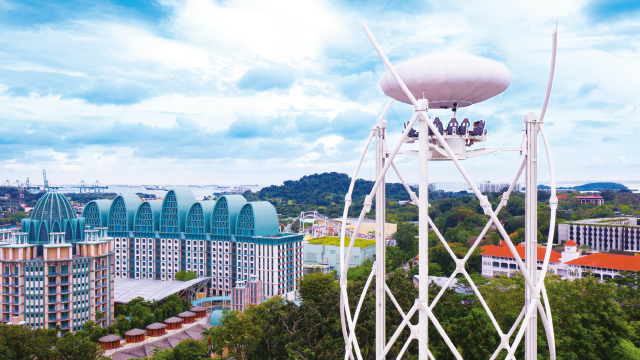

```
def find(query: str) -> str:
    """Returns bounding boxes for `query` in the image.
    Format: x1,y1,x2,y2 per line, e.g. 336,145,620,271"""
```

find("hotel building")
82,190,303,297
0,192,115,333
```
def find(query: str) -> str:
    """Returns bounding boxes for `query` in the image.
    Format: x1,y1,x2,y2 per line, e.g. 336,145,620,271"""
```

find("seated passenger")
433,117,444,135
471,120,485,136
446,118,459,135
458,118,470,135
403,121,418,138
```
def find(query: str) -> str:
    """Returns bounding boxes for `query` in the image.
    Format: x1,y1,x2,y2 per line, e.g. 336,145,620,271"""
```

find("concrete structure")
303,241,375,274
164,316,182,330
82,191,304,299
177,311,196,324
99,334,122,350
231,275,263,311
0,192,115,334
479,181,522,193
190,306,207,318
146,322,167,337
558,217,640,251
124,328,146,343
106,314,212,360
577,195,604,205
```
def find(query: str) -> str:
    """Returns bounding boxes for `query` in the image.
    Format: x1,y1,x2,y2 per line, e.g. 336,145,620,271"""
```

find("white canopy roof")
380,53,511,109
115,277,210,303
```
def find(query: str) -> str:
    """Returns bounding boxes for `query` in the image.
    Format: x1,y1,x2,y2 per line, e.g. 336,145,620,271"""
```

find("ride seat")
458,118,470,135
432,118,444,135
446,118,459,135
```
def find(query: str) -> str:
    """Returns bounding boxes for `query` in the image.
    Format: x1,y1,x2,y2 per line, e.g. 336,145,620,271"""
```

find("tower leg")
524,112,539,360
418,100,429,360
375,120,387,359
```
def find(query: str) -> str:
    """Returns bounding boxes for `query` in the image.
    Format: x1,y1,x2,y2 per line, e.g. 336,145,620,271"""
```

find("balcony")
48,272,57,276
48,290,57,295
60,289,70,294
1,282,8,286
48,316,57,321
1,272,9,276
60,297,70,303
48,282,57,286
60,281,69,285
2,290,19,296
60,323,70,329
8,283,19,287
2,300,18,305
48,299,57,304
60,271,70,275
60,315,70,320
10,309,20,314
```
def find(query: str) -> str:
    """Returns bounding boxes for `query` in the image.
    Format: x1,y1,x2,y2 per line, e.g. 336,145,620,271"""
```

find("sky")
0,0,639,187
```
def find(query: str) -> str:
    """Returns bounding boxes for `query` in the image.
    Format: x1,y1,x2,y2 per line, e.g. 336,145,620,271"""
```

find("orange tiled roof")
565,253,640,271
480,244,562,263
577,195,603,199
563,240,578,247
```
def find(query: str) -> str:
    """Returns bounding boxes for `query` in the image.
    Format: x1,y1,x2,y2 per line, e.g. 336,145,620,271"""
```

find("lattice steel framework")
340,22,559,360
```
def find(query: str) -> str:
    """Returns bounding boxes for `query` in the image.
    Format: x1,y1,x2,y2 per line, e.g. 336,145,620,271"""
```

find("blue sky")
0,0,639,187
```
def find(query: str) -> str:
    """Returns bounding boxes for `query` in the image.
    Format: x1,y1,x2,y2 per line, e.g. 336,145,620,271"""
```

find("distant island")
537,182,628,191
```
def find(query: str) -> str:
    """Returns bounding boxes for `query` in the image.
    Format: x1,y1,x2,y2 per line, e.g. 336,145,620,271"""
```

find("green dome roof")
30,192,77,224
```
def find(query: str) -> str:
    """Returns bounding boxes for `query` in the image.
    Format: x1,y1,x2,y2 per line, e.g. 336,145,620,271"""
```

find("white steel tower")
340,22,558,360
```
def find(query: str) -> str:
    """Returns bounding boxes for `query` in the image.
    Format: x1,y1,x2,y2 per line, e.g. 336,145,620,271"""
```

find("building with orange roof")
481,237,640,282
480,242,562,278
565,253,640,281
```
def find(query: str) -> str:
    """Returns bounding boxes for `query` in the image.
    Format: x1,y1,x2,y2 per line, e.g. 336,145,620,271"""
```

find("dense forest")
195,268,640,360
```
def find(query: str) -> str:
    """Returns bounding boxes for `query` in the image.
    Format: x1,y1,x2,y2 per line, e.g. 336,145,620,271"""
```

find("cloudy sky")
0,0,639,187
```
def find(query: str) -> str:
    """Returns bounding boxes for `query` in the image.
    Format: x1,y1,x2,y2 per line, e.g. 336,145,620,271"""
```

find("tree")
54,332,106,360
114,315,131,336
610,340,640,360
395,222,419,260
299,271,338,303
130,316,145,331
171,339,208,360
95,312,105,322
144,314,156,327
208,309,263,360
175,271,197,282
0,324,57,359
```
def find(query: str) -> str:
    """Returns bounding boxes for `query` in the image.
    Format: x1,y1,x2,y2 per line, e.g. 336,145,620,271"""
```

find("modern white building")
479,181,521,193
558,217,640,252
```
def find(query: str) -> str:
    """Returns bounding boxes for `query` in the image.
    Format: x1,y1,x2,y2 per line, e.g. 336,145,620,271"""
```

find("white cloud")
0,0,638,186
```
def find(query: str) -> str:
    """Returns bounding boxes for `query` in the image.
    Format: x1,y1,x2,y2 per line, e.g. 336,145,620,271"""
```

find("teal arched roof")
108,194,142,233
235,201,279,237
30,192,77,224
160,189,196,233
186,201,216,235
211,195,247,236
134,200,163,233
82,200,112,228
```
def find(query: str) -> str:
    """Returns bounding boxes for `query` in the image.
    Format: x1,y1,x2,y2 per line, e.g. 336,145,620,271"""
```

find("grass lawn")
308,236,376,248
